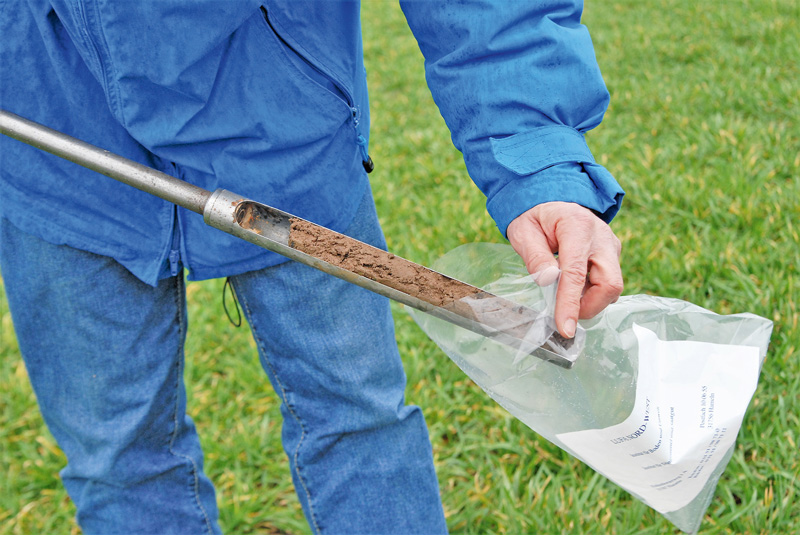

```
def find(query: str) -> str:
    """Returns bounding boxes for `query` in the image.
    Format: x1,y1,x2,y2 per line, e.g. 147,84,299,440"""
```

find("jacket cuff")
484,126,625,237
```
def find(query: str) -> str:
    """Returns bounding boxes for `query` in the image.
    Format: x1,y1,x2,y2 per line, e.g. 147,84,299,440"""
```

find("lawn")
1,0,798,533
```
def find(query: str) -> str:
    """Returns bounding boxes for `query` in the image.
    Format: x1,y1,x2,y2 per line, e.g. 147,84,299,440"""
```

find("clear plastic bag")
408,243,773,533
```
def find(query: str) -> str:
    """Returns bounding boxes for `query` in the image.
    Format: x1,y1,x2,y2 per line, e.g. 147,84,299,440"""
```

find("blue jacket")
0,0,624,286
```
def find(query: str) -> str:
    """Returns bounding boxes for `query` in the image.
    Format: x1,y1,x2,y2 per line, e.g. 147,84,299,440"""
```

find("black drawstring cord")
222,277,242,328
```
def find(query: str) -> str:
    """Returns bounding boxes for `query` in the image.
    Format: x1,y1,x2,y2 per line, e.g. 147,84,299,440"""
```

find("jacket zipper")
260,7,373,173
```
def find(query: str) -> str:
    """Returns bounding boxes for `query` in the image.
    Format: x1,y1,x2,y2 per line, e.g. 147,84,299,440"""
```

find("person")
0,1,624,533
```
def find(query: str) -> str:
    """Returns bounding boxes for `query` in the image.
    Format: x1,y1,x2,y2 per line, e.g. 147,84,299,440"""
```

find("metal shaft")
0,109,579,368
0,109,211,214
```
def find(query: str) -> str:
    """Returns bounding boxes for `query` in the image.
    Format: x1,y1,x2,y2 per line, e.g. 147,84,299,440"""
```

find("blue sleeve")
399,0,625,236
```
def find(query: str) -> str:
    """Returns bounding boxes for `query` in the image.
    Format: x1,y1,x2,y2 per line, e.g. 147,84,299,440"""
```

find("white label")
556,324,760,513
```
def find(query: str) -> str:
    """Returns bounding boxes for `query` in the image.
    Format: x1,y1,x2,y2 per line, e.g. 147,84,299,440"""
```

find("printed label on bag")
556,324,760,513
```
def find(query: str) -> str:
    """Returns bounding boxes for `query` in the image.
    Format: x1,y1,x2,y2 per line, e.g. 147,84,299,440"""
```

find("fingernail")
562,319,576,339
532,265,560,286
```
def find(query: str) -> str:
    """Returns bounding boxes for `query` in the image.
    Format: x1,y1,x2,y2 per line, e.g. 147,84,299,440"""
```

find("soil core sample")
287,217,481,309
238,204,575,363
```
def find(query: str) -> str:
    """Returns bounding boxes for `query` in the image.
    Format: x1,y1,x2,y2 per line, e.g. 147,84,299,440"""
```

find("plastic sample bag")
408,243,773,533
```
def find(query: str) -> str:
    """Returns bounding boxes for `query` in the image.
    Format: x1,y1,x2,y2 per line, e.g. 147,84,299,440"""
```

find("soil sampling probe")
0,109,582,368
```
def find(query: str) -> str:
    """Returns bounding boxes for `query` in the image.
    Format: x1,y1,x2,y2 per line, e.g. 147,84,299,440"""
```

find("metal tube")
0,109,579,368
0,109,211,214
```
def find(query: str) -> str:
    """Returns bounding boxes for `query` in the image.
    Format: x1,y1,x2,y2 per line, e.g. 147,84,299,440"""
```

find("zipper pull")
168,201,182,277
356,134,374,174
169,249,180,277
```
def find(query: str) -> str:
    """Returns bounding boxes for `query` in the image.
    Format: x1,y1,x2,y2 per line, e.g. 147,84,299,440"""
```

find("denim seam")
167,274,214,535
232,280,322,535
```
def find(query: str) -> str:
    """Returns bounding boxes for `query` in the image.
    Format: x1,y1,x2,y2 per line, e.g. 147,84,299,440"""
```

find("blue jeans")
0,192,447,535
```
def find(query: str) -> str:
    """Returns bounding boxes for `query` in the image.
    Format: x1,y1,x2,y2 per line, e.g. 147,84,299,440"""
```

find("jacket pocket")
259,7,353,109
258,6,373,172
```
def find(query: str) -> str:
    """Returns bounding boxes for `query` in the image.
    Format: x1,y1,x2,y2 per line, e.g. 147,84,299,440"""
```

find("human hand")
506,202,623,339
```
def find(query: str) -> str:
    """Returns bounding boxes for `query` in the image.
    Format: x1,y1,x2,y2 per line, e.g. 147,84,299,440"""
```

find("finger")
506,219,559,284
551,229,593,337
578,260,624,319
553,254,589,338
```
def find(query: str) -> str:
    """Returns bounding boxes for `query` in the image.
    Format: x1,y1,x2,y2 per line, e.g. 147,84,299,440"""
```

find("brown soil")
287,217,481,308
237,204,576,361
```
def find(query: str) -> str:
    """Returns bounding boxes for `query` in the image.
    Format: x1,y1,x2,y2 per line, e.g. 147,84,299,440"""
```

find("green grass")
2,0,798,533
